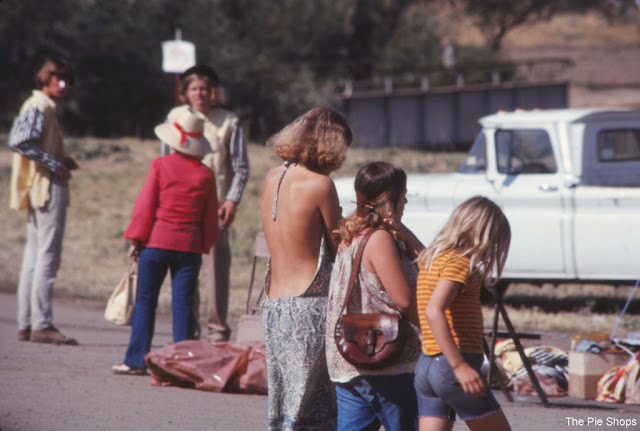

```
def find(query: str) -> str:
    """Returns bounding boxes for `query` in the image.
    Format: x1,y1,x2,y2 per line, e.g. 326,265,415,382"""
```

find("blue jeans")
124,247,202,368
335,373,417,431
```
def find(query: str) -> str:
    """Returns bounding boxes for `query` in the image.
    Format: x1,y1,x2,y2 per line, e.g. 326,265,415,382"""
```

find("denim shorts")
414,352,500,421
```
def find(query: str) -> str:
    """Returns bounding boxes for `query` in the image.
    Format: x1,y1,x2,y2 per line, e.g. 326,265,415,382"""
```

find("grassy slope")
2,137,638,335
0,138,468,321
1,12,639,335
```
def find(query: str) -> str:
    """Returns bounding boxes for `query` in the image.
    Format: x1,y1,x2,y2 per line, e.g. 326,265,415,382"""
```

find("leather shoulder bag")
334,230,408,369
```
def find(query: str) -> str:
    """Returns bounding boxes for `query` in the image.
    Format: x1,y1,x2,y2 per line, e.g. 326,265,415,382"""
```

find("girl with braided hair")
326,161,424,431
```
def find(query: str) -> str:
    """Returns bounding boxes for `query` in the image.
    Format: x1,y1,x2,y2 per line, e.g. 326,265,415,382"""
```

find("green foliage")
0,0,358,139
186,0,352,137
0,0,82,124
379,4,442,75
2,0,633,139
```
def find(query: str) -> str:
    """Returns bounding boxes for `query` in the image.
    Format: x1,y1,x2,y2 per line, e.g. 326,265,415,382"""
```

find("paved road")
1,291,639,431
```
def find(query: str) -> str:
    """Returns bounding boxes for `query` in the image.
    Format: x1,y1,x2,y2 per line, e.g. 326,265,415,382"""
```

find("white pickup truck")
335,108,640,285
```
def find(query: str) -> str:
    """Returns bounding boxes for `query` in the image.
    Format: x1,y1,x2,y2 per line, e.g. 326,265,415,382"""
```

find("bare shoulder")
263,165,292,191
362,229,401,274
303,170,336,195
368,229,395,246
264,165,283,182
364,230,399,258
260,167,282,204
263,165,336,203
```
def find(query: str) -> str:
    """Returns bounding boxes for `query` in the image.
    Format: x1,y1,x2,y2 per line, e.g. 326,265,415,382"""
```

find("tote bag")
104,259,138,325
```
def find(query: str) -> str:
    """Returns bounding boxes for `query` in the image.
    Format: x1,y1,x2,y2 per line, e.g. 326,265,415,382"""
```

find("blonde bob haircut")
339,162,407,246
268,107,352,175
416,196,511,284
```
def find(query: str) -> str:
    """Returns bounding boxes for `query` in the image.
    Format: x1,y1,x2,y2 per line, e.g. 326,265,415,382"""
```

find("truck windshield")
458,133,486,173
495,129,557,174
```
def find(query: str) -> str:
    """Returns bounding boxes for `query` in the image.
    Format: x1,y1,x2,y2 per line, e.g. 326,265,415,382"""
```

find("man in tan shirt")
9,58,78,345
162,65,249,342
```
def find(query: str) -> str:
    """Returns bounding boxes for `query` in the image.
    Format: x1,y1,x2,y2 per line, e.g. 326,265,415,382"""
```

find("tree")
378,3,443,76
0,0,176,136
0,0,83,125
9,0,615,139
345,0,425,79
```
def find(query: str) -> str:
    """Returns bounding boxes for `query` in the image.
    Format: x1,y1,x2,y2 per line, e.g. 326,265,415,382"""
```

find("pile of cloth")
596,350,640,404
144,340,268,395
493,339,569,397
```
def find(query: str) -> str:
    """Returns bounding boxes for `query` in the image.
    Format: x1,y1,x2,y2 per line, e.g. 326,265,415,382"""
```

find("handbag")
334,230,408,369
104,258,138,325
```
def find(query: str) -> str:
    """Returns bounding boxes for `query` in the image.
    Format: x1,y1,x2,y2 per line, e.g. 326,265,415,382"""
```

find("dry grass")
2,12,638,337
445,10,640,48
501,12,640,48
0,137,466,323
2,136,638,338
483,284,640,336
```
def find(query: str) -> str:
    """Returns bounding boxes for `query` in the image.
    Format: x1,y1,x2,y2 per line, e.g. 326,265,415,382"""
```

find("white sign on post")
161,40,196,74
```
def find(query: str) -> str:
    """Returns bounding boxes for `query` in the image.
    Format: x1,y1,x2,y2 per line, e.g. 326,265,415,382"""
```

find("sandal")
112,364,148,375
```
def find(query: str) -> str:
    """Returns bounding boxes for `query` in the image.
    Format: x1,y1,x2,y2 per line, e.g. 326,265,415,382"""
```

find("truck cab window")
458,133,487,173
597,129,640,162
496,129,557,175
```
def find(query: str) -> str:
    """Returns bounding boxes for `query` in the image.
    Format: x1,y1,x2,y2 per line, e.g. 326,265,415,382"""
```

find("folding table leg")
496,297,550,408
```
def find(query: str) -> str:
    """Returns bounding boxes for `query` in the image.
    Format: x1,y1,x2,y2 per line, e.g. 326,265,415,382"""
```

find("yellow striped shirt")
416,251,484,356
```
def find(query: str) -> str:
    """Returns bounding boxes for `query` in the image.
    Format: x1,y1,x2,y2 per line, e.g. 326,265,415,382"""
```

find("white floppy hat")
154,109,211,156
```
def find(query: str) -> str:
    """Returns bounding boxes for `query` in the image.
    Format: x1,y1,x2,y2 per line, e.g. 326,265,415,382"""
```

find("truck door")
573,125,640,280
487,127,569,278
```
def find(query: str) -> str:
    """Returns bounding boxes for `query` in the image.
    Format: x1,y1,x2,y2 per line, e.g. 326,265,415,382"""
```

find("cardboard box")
568,351,628,399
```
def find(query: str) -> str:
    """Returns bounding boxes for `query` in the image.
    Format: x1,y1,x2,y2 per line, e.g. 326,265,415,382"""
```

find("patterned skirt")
261,295,337,431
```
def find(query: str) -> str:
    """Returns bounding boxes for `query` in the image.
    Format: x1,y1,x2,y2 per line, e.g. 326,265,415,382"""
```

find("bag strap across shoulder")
336,229,376,318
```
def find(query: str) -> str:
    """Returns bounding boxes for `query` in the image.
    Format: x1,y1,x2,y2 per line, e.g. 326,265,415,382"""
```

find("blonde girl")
414,196,512,431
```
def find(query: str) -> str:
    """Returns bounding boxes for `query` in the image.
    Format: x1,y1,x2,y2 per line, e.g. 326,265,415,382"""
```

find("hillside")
438,10,640,107
500,12,640,108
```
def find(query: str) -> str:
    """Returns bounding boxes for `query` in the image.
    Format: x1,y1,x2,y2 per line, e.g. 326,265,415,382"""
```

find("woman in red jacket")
113,109,219,375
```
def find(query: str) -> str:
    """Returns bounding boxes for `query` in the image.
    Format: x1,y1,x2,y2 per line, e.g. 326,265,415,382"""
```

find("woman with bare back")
260,107,352,430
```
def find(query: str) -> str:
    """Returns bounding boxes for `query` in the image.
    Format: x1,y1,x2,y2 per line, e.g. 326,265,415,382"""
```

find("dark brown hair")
35,58,75,89
339,162,407,245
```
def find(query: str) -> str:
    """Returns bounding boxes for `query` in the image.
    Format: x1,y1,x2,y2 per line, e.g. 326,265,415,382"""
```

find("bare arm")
383,217,425,261
425,279,486,397
317,179,342,260
366,230,419,325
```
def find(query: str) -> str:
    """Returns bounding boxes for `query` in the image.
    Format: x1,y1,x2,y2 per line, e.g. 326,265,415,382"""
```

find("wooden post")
174,74,181,106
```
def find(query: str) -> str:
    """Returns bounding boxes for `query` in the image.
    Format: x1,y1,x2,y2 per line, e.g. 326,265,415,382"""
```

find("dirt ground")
2,291,640,431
